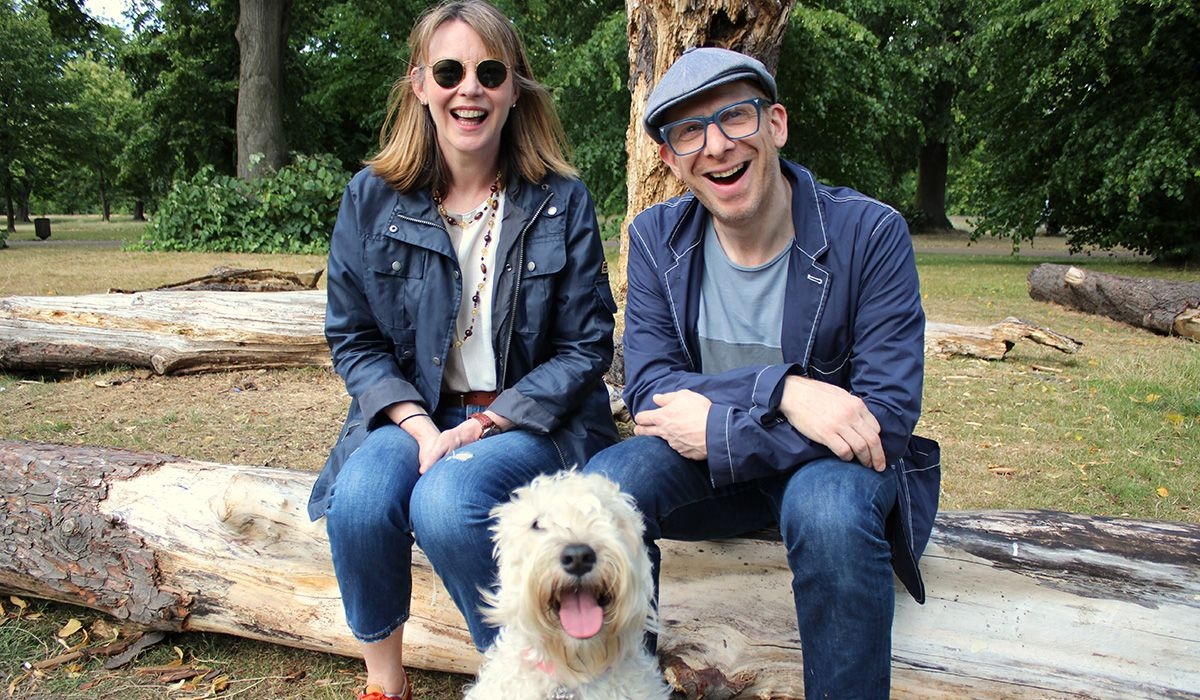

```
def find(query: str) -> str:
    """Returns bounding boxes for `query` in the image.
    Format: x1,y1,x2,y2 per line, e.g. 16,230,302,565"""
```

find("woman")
306,2,619,698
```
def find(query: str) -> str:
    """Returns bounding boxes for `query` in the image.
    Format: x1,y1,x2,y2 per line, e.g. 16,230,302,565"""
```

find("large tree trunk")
0,290,1077,375
3,174,14,234
2,439,1197,699
235,0,291,180
915,140,952,231
1028,263,1200,341
98,171,111,222
617,0,796,302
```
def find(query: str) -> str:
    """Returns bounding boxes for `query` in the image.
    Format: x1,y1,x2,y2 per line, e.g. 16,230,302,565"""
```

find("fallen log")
0,290,330,374
1029,263,1200,341
2,440,1196,699
1,290,1077,375
109,266,325,293
923,316,1080,359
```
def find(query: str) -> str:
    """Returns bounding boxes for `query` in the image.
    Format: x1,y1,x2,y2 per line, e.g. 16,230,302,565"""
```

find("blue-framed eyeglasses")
658,97,773,157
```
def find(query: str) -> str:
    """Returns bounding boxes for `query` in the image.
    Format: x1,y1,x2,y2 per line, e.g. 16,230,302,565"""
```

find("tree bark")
1028,263,1200,341
2,439,1197,699
618,0,796,303
235,0,291,180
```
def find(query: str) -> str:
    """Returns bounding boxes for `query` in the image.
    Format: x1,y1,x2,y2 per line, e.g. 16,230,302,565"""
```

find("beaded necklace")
434,172,502,347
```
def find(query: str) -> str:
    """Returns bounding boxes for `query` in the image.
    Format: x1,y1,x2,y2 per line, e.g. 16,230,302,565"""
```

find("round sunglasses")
430,58,509,90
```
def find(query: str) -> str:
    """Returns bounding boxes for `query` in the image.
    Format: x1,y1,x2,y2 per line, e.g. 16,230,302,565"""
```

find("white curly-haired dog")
464,470,672,700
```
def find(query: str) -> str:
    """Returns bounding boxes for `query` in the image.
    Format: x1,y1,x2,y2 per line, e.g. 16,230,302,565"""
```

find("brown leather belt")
441,390,499,407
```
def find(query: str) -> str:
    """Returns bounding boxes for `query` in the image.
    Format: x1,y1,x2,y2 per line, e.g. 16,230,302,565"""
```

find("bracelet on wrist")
397,412,430,428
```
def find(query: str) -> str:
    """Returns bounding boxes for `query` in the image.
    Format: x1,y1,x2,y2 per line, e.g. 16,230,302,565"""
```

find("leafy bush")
138,153,348,254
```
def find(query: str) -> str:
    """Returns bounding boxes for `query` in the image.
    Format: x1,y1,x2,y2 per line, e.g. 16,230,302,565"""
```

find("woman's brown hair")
367,0,576,192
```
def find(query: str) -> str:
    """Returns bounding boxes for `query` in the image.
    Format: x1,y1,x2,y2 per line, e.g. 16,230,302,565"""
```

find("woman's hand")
419,420,475,473
418,411,513,474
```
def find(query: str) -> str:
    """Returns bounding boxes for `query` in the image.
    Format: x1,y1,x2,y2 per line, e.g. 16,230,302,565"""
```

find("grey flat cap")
642,46,779,142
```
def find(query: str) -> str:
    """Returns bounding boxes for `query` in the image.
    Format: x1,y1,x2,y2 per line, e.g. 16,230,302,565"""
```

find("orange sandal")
358,670,412,700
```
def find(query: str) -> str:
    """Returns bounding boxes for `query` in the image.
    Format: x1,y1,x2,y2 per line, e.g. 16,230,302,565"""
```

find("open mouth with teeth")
552,585,612,640
706,162,749,185
451,107,488,126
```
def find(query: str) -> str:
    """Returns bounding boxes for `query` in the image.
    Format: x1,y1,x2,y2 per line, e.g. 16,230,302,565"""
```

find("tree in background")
777,5,917,209
496,0,629,221
11,0,1196,262
236,0,291,180
121,0,239,201
56,54,136,220
0,1,77,237
775,0,974,232
286,0,425,170
959,0,1199,262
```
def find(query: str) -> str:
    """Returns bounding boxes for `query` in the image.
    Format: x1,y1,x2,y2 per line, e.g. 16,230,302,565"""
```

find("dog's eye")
531,519,543,531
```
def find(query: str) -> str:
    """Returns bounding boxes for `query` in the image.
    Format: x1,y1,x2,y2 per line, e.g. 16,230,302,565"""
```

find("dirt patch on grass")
2,366,346,473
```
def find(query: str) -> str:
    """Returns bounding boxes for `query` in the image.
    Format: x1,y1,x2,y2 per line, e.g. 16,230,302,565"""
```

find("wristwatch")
469,412,503,439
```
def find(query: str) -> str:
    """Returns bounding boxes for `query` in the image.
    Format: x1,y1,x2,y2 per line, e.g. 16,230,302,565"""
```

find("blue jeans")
584,435,898,700
323,404,563,648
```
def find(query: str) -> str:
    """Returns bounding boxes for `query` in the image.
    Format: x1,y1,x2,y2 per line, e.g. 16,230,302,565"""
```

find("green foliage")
0,0,79,233
287,0,427,170
498,0,629,217
120,0,239,197
539,7,630,217
959,0,1200,261
140,153,348,254
777,3,922,208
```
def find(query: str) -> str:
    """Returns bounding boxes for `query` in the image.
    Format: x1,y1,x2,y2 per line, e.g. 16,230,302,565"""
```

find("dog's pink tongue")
559,589,603,639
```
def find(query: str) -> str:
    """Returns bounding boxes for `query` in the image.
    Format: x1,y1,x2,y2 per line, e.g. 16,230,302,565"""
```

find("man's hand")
779,376,885,471
633,389,712,460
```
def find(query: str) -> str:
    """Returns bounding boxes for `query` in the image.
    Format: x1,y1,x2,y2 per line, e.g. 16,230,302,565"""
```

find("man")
584,47,941,698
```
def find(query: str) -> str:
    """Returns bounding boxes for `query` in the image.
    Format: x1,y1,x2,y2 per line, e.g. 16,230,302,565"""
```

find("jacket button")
388,224,398,233
432,356,442,366
527,261,536,271
453,270,460,279
546,206,558,216
391,261,401,271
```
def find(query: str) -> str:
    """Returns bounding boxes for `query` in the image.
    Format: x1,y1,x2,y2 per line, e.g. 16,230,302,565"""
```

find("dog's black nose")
560,544,596,576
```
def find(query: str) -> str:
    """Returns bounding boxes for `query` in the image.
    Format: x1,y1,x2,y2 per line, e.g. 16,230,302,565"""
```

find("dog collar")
526,654,578,700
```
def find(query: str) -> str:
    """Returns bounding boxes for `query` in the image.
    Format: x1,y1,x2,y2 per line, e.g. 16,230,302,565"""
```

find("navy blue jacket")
308,168,620,520
623,159,940,602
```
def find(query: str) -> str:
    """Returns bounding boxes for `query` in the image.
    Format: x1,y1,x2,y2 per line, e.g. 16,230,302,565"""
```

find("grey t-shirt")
697,220,788,374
